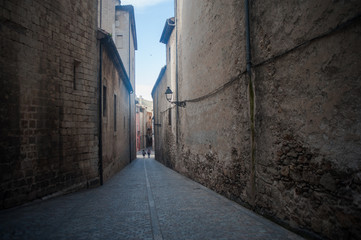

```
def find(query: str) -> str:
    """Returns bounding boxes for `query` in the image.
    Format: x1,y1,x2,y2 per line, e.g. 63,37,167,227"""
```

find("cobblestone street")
0,157,303,240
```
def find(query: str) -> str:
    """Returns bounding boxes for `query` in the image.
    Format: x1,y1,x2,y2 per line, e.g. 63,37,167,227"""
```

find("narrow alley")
0,156,302,240
1,0,360,239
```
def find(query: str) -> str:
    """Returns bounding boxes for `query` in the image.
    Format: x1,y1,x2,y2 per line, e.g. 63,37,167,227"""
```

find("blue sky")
122,0,174,101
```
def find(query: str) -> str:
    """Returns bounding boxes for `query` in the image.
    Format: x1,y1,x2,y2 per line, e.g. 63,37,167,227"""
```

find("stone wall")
114,6,137,161
153,67,177,169
0,0,99,209
251,1,361,238
101,44,130,181
153,17,178,169
99,0,137,163
154,0,361,239
99,0,119,34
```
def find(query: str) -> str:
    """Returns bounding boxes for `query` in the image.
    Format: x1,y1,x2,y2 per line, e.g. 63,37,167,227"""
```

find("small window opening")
116,35,123,49
73,60,81,90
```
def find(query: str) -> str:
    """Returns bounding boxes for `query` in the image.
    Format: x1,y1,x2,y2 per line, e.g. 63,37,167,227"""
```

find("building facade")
136,96,153,152
0,0,137,209
152,1,361,239
0,0,99,209
98,30,133,182
152,17,177,168
99,0,137,161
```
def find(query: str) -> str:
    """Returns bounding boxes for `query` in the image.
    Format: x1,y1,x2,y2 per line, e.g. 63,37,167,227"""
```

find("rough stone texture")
152,17,178,170
176,0,254,205
0,0,99,209
252,1,361,238
153,69,177,169
153,0,361,239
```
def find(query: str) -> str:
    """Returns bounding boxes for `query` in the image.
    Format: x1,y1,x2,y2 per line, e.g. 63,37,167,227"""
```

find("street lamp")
164,87,186,107
165,87,173,102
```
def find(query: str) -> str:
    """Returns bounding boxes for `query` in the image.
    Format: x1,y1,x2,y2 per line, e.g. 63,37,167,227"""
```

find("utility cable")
176,13,361,105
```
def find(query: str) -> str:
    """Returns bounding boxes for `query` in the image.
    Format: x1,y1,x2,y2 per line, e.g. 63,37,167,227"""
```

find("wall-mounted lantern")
165,87,186,107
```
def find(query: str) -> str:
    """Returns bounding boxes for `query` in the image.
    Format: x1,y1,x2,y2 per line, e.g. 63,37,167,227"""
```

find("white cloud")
136,84,153,101
121,0,170,8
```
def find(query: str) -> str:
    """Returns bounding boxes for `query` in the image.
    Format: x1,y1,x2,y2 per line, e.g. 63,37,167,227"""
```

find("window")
168,109,172,126
103,86,107,117
116,35,123,49
73,60,81,90
168,47,171,62
114,94,117,131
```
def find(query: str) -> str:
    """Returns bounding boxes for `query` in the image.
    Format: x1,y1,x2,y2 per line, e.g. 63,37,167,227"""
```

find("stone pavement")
0,157,304,240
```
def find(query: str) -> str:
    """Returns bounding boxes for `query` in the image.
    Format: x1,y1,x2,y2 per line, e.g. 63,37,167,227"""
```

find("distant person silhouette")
142,149,146,158
147,149,151,158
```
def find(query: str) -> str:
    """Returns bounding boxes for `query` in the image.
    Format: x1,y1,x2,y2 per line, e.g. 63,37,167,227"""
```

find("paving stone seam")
151,159,304,238
144,159,164,240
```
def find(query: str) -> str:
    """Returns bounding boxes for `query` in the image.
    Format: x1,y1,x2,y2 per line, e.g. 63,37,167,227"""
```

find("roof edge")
151,66,167,98
160,17,175,44
98,28,133,93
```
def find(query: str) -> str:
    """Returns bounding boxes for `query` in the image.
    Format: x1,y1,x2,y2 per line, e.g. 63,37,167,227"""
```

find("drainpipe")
99,0,102,28
128,18,132,163
129,94,132,163
98,42,104,186
245,0,251,76
245,0,256,204
174,0,179,144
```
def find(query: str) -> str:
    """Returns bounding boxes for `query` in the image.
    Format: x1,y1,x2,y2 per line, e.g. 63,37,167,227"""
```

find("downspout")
245,0,256,204
128,97,132,163
245,0,252,75
174,0,179,144
99,0,102,29
128,18,132,163
98,41,104,186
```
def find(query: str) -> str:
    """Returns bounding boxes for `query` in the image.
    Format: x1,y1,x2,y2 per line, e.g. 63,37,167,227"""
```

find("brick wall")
0,0,99,209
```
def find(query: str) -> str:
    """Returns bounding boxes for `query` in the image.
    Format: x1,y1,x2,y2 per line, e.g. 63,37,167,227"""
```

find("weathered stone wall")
99,0,119,34
0,0,99,209
153,18,178,169
100,1,137,162
153,70,177,169
101,46,130,181
114,6,137,161
176,0,251,200
156,0,361,239
251,1,361,238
